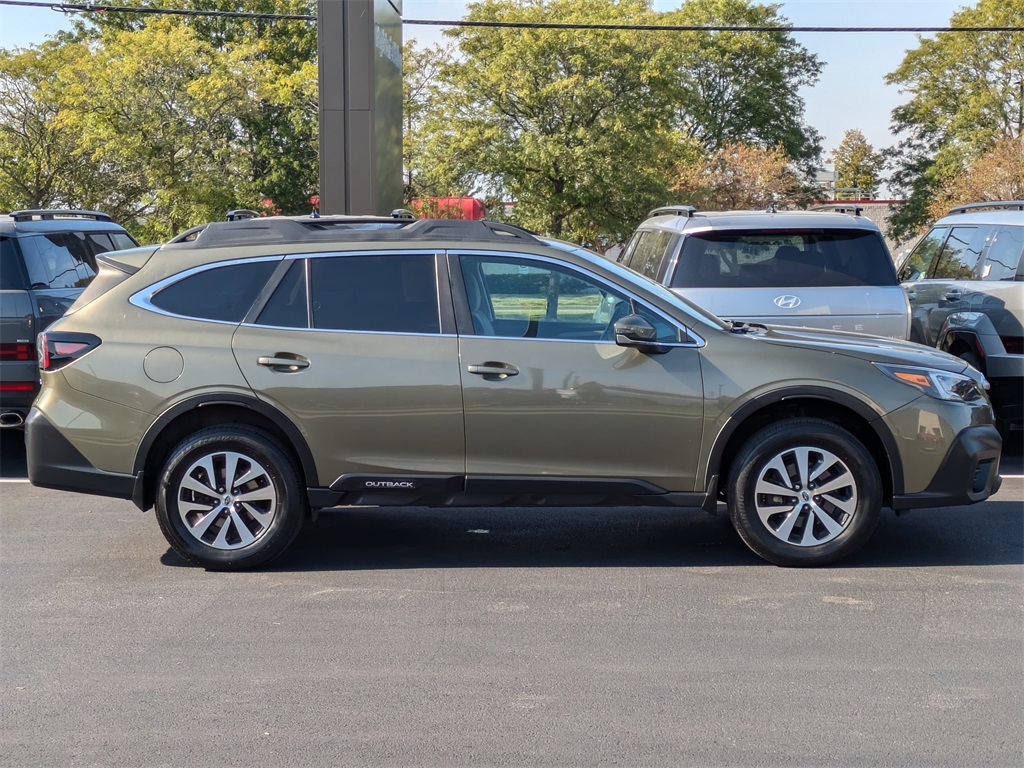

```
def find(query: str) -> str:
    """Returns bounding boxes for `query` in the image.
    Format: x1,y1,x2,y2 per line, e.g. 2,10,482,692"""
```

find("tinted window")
461,254,680,343
257,260,308,328
981,226,1024,281
22,233,97,288
930,226,987,279
900,226,948,281
672,229,896,288
0,237,27,290
151,261,277,322
111,233,138,250
625,229,675,280
310,254,439,334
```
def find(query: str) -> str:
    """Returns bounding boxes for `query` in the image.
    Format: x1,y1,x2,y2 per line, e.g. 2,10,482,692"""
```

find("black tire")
727,418,881,567
155,426,306,570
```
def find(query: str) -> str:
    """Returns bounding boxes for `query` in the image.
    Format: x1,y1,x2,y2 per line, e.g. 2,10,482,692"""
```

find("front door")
452,251,704,494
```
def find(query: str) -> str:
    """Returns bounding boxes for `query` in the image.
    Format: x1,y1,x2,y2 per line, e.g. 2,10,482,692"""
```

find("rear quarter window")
150,261,278,322
671,229,897,288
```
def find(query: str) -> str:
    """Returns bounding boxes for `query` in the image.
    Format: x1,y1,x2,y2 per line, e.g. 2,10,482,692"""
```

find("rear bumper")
892,424,1002,510
26,407,137,501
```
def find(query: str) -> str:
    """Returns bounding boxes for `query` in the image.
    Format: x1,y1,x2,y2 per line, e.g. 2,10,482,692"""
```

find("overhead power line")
2,0,1023,33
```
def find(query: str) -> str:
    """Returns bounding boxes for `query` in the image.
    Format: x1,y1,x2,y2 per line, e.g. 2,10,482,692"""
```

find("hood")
754,324,969,372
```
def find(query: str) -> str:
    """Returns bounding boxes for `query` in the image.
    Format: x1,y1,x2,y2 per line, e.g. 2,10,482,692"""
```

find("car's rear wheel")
155,426,305,570
727,418,881,566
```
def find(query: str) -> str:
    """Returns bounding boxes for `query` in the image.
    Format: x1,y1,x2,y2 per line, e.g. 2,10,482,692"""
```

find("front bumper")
892,424,1002,510
26,407,138,501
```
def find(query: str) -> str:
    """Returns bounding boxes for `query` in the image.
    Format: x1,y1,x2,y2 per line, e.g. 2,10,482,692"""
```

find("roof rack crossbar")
9,209,113,223
947,200,1024,215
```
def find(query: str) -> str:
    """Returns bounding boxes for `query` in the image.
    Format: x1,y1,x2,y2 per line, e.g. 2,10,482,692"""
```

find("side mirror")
614,314,668,354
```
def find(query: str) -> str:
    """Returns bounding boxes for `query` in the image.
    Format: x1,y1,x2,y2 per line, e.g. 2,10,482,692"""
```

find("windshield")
672,229,897,288
574,244,731,331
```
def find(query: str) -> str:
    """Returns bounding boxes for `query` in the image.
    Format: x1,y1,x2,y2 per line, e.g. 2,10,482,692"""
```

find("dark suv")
898,201,1023,433
1,210,138,428
27,216,1001,570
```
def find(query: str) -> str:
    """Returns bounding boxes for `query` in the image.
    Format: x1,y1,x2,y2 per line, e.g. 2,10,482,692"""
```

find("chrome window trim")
454,249,706,348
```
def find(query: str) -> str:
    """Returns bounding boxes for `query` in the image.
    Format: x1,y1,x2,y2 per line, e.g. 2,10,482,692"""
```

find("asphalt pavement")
1,430,1022,766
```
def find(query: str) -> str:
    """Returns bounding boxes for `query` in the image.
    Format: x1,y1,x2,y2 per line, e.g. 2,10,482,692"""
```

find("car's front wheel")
155,426,306,570
727,418,881,566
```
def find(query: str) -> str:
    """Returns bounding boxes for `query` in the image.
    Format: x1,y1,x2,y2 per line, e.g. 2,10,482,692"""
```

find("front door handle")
257,355,310,372
467,362,519,379
944,290,963,302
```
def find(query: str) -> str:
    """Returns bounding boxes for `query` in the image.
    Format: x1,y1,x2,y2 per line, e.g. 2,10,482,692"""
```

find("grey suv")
899,201,1023,432
1,210,138,428
27,217,1001,570
619,206,910,339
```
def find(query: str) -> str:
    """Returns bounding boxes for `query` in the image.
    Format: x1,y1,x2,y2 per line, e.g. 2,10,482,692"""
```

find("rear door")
452,250,704,494
232,251,466,490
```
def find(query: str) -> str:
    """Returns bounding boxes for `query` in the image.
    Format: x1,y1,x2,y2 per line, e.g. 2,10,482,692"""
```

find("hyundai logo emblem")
774,295,801,309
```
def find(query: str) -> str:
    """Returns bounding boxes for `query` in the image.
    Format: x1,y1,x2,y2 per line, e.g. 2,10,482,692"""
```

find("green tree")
885,0,1024,236
420,0,682,243
830,129,884,198
57,19,260,240
663,0,823,169
76,0,319,215
402,40,456,201
0,43,87,212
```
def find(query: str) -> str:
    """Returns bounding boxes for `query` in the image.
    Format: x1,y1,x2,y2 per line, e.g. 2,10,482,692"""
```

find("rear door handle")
257,355,310,372
467,362,519,379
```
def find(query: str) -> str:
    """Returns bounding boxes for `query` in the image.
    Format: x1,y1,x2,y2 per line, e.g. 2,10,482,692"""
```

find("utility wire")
2,0,1023,33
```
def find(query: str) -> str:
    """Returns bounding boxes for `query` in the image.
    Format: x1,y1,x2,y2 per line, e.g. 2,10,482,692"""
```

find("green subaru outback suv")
26,217,1002,569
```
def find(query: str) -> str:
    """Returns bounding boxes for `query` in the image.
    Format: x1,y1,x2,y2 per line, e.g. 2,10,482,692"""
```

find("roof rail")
174,216,543,249
9,209,114,223
648,205,697,218
947,200,1024,215
810,204,863,216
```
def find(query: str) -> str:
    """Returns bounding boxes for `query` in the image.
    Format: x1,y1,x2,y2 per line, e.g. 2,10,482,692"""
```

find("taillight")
37,332,101,371
0,342,35,362
1000,336,1023,355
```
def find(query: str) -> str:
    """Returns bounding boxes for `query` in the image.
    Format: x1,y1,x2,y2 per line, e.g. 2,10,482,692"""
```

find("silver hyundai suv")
619,206,910,339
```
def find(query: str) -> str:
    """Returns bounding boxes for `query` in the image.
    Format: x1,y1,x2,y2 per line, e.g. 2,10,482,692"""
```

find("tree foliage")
885,0,1024,237
673,141,805,210
408,0,821,244
830,129,884,198
663,0,823,169
928,135,1024,220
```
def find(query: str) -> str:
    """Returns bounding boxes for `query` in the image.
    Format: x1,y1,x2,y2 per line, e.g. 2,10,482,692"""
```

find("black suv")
0,210,138,428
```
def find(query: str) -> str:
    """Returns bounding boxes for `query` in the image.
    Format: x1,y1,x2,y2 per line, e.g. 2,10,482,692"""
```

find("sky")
0,0,969,180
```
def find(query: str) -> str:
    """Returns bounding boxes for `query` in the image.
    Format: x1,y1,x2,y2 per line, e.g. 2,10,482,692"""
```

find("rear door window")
672,229,896,288
980,226,1024,281
309,253,440,334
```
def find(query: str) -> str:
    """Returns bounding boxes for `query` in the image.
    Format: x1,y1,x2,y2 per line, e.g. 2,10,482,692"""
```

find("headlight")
874,363,988,402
